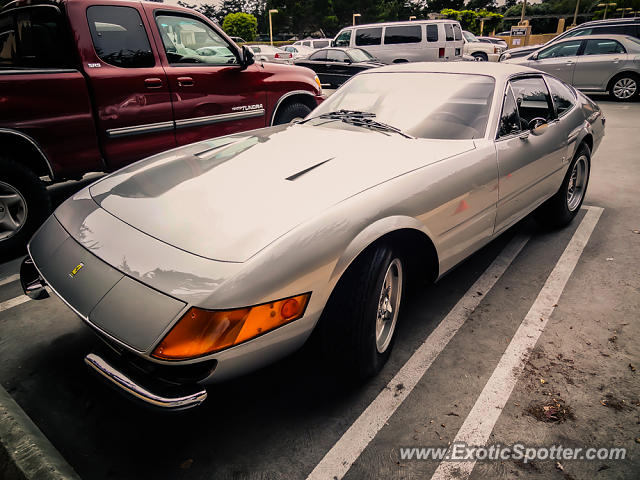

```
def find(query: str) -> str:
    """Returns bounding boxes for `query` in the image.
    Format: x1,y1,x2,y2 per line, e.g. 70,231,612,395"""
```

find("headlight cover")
152,293,311,360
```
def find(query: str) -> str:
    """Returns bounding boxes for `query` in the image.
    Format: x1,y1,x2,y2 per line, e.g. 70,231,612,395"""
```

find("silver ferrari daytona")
21,63,605,410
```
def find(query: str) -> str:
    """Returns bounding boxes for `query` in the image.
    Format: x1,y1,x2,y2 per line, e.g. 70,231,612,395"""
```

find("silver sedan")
21,63,604,410
504,34,640,101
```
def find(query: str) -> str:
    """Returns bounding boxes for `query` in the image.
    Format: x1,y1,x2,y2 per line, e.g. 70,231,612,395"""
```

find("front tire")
472,52,488,62
0,158,51,260
609,73,638,102
273,102,312,125
319,243,405,379
535,144,590,228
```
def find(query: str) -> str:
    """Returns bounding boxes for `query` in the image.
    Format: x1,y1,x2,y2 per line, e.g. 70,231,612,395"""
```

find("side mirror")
240,45,255,69
344,58,351,64
530,51,539,61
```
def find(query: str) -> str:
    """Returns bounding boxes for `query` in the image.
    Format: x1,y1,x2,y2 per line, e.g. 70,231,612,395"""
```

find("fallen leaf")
441,423,446,428
540,378,547,384
556,461,564,472
636,438,640,444
629,363,636,372
606,257,614,261
180,459,194,470
632,229,640,234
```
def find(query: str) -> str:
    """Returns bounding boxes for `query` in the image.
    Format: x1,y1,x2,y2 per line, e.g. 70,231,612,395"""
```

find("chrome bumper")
85,353,207,411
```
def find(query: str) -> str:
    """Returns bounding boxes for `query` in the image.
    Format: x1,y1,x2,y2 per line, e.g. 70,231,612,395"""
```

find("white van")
293,38,333,49
332,20,464,64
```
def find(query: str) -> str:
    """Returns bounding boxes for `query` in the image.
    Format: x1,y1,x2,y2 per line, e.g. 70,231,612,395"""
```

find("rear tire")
273,102,312,125
0,157,51,260
535,143,590,229
318,243,405,379
608,73,638,102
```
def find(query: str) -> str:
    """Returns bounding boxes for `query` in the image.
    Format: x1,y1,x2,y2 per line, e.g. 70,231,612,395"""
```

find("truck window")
453,24,462,41
0,6,73,69
334,30,351,47
355,27,382,46
87,6,154,68
384,25,421,44
444,24,454,41
426,24,439,42
155,14,238,65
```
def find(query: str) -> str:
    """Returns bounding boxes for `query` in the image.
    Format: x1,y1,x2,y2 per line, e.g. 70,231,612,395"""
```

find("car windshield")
310,72,495,140
463,31,478,42
349,49,373,62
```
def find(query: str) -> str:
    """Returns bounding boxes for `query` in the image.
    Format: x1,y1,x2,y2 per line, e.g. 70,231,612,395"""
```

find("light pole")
353,13,361,26
520,0,527,24
572,0,580,26
616,7,632,17
479,17,492,35
268,9,278,46
597,3,616,19
409,16,416,21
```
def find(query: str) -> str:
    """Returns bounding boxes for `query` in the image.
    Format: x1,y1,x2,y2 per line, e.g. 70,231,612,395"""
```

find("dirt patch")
525,399,575,423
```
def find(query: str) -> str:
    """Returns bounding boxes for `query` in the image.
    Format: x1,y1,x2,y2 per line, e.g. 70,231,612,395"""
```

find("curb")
0,385,81,480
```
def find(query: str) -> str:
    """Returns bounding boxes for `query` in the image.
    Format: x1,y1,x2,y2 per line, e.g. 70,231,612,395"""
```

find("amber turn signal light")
152,293,310,360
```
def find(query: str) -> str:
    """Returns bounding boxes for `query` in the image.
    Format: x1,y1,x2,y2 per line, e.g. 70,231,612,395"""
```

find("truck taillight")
439,47,445,58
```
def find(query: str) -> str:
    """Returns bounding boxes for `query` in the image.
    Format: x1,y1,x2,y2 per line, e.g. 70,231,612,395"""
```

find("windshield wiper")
300,109,413,139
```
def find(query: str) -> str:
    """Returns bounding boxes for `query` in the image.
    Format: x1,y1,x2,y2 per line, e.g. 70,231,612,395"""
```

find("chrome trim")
270,90,317,126
175,109,264,129
84,353,208,410
106,121,175,138
0,128,55,179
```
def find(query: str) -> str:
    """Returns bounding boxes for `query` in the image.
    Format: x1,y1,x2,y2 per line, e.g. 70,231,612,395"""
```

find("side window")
444,24,454,41
326,49,348,62
1,6,73,68
314,40,330,48
426,24,439,42
355,27,382,46
584,39,625,55
546,76,576,117
309,50,326,61
155,14,237,65
334,29,352,47
498,85,522,138
384,25,421,44
303,41,311,47
87,6,154,68
250,46,260,53
453,24,462,41
510,76,554,128
537,40,582,59
596,25,637,36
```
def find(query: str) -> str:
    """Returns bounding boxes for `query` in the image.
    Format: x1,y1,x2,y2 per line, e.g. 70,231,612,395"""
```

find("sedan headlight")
152,293,311,360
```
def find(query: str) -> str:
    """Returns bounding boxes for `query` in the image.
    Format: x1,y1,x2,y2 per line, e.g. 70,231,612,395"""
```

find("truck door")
146,9,267,147
70,1,176,170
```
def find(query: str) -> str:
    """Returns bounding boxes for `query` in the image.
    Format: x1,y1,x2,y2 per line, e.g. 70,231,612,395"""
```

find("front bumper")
85,353,207,411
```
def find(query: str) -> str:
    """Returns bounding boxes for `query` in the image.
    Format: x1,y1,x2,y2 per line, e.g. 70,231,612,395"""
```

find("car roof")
550,34,638,43
340,19,458,30
370,61,540,78
580,17,640,27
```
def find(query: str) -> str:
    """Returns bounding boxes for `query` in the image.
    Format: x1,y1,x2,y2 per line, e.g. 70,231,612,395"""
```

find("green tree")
222,12,258,41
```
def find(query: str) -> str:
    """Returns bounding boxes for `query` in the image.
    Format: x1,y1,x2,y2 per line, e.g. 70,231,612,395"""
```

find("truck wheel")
0,158,51,259
535,143,590,229
472,52,488,61
274,102,312,125
318,242,405,379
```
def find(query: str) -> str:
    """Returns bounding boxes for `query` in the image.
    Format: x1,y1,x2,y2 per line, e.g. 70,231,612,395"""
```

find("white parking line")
431,206,603,480
0,295,30,313
306,233,531,480
0,274,19,287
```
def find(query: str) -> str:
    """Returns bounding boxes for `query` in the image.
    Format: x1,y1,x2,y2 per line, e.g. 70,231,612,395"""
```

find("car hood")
90,124,474,262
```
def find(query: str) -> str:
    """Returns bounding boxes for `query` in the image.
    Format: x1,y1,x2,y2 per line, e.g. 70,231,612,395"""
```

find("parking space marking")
0,274,19,287
431,206,603,480
306,233,531,480
0,294,30,313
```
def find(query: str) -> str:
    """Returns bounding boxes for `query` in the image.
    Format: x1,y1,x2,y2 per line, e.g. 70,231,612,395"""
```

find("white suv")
463,30,505,61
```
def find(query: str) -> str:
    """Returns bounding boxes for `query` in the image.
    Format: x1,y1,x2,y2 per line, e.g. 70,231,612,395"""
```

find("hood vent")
286,158,334,181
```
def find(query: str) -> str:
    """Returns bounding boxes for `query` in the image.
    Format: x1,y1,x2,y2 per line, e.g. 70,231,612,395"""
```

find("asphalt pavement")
0,97,638,480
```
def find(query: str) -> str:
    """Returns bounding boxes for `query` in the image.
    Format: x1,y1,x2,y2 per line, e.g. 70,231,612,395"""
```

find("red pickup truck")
0,0,323,255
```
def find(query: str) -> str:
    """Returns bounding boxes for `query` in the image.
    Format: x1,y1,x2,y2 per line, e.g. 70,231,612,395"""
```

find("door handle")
565,60,574,65
613,57,620,63
144,78,163,89
178,76,194,87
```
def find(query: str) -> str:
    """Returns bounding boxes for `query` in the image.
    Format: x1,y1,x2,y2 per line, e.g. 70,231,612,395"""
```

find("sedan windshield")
349,48,374,62
310,72,495,140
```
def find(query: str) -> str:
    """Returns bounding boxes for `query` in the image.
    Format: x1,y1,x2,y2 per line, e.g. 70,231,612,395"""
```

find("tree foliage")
222,12,258,41
441,8,503,34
